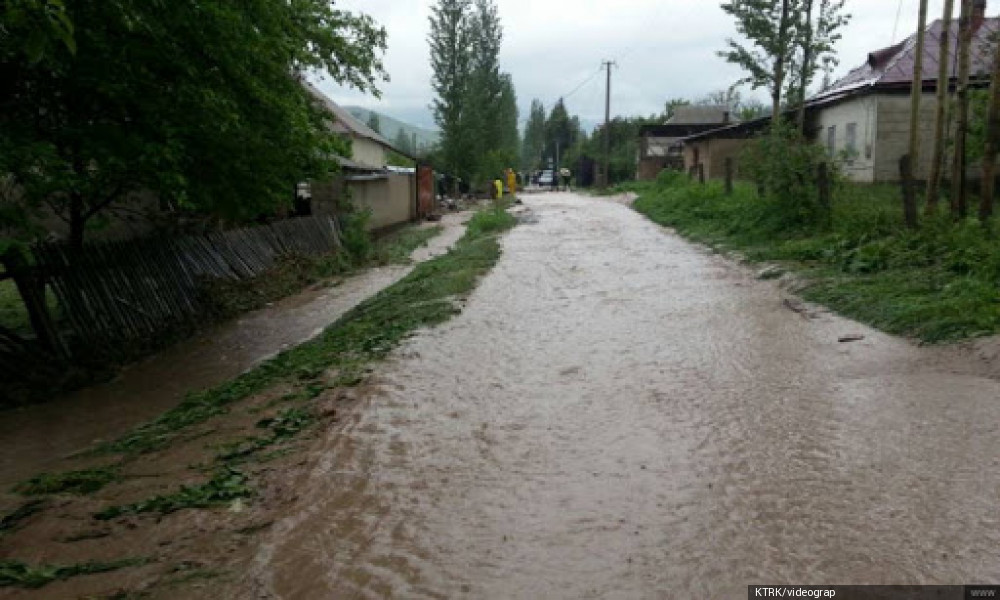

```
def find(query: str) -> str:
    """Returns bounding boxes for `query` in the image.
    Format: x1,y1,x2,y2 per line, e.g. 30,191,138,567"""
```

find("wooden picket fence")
27,215,341,354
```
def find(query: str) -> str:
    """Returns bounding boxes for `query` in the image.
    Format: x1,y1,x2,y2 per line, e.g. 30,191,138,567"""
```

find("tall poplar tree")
522,100,547,171
429,0,472,181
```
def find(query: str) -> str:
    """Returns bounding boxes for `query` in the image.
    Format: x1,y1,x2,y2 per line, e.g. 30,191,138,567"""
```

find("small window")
845,123,858,154
826,126,836,156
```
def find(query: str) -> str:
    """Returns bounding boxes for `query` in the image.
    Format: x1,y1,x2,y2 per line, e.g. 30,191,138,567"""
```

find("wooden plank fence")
27,215,341,354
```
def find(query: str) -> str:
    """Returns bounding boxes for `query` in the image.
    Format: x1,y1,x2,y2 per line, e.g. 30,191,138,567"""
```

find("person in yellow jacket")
505,168,517,196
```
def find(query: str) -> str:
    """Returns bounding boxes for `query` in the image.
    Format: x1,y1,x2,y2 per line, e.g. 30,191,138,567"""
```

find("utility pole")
602,59,616,189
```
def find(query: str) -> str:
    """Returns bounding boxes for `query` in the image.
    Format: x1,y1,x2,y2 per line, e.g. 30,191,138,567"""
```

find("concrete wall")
351,137,388,169
348,173,415,231
638,157,681,181
812,95,878,183
683,138,750,180
873,93,940,182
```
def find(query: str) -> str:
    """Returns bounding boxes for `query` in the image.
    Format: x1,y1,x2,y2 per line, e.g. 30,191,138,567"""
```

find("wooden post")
698,164,705,184
724,158,734,195
2,249,68,359
979,16,1000,223
952,0,974,219
900,154,919,229
927,0,956,214
817,162,832,228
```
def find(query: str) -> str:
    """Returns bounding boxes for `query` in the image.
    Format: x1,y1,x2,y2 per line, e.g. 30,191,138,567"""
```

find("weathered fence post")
2,249,68,359
899,154,919,229
724,158,734,196
817,162,833,228
698,163,705,184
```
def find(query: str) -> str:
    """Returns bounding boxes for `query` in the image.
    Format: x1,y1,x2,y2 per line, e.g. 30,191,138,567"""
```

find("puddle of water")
242,193,1000,599
0,215,467,491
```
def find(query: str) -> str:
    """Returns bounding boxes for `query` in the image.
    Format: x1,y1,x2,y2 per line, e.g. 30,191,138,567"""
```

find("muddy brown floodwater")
236,192,1000,599
0,215,468,492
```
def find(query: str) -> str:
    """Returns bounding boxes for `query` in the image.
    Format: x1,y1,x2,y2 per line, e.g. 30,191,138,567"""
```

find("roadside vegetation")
0,206,515,592
633,171,1000,343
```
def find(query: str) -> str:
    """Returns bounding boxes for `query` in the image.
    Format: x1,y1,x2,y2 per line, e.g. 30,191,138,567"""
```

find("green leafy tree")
719,0,800,126
792,0,850,131
429,0,473,182
1,0,387,249
544,98,576,167
583,115,661,184
464,0,512,187
521,100,547,170
496,74,521,168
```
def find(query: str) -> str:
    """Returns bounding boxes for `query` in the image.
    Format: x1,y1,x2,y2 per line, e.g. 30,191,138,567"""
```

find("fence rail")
14,215,340,361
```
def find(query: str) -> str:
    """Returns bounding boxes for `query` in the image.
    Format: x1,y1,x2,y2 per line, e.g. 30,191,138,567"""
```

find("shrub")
741,121,836,232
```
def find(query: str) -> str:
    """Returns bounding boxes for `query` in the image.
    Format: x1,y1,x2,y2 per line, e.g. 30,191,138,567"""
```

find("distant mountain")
346,107,439,153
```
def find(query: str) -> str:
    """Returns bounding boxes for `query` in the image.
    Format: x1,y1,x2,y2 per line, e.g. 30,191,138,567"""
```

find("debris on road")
838,334,866,343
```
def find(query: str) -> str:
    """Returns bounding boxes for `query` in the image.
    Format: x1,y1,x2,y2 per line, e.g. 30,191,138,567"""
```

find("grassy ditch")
8,207,514,532
632,174,1000,343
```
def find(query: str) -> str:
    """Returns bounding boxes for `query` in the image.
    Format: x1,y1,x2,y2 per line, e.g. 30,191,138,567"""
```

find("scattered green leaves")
14,466,119,496
0,500,47,532
94,468,251,520
0,557,146,589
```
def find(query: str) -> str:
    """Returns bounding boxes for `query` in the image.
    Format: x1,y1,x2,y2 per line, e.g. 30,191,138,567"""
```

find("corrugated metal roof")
666,105,736,125
813,16,999,102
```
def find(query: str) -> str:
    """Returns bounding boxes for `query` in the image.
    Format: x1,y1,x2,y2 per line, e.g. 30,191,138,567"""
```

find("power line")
560,66,604,101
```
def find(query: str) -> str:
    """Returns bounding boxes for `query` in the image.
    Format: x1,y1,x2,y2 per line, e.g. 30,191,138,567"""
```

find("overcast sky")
314,0,970,132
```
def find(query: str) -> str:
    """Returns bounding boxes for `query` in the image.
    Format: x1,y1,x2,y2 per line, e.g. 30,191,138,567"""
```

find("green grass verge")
0,557,147,589
95,208,513,457
632,174,1000,343
14,466,120,496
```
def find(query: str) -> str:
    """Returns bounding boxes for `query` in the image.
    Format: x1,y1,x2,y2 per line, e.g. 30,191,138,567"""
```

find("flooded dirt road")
0,216,467,492
244,192,1000,599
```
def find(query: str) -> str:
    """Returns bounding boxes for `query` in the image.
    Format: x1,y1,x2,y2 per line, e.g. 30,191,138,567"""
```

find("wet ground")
0,215,468,492
238,192,1000,598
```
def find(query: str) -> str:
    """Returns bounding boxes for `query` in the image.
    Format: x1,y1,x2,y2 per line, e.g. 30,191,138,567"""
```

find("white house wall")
812,95,877,183
873,93,941,183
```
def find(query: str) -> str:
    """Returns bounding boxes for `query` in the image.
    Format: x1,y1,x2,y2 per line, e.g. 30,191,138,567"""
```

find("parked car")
538,170,554,186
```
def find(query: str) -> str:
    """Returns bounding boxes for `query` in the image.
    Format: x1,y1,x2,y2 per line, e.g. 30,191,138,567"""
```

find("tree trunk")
952,0,974,219
979,32,1000,222
68,192,86,250
904,0,929,229
926,0,955,214
772,0,792,129
1,250,68,360
796,0,816,134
